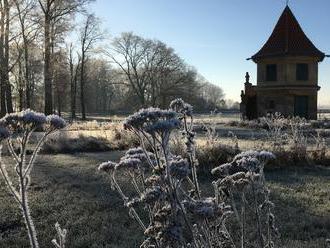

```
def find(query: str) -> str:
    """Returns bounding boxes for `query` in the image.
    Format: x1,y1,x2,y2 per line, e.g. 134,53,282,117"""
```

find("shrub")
98,99,277,247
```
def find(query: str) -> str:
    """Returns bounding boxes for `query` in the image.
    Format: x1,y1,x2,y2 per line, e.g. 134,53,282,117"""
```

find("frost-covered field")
0,152,329,247
0,111,329,247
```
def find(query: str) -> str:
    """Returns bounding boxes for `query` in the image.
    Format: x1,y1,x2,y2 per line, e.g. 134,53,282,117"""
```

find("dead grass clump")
196,142,240,173
67,120,114,131
41,134,111,154
40,123,140,154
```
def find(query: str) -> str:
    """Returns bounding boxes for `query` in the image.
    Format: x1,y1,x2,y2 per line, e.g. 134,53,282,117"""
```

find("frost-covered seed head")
140,186,164,204
145,175,162,186
170,98,193,116
98,161,117,172
144,119,181,134
126,147,144,156
0,113,21,128
124,108,178,131
124,147,155,162
257,151,276,161
213,150,274,178
169,98,185,111
47,115,66,130
183,198,224,219
168,157,190,179
154,205,172,223
1,110,48,130
116,158,141,171
211,163,232,176
236,156,260,172
21,110,47,127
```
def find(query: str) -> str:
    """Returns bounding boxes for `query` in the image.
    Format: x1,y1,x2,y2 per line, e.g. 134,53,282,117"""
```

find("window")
296,63,309,81
268,100,275,109
266,64,277,81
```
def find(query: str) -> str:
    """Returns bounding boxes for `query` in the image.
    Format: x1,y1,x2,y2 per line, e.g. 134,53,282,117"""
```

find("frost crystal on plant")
98,161,117,172
168,157,190,179
116,157,141,171
21,110,47,127
47,115,67,130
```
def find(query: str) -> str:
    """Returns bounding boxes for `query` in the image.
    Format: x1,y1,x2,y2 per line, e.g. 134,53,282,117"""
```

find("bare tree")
105,32,151,107
68,43,80,119
13,0,39,109
37,0,92,115
52,48,69,116
106,33,202,109
0,0,14,116
79,13,102,120
201,81,225,109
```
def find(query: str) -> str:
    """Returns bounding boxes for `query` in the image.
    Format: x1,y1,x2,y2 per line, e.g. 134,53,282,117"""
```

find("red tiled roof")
251,6,325,62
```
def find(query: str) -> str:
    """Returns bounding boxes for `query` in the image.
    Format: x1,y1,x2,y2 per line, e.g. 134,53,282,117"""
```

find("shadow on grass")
266,166,330,247
0,152,143,248
1,153,329,247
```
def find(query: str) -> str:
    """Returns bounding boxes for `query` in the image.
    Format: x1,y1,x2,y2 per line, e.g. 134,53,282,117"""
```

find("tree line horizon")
0,0,238,120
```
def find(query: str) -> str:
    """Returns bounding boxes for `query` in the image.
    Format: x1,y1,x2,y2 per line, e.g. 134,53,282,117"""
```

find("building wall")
256,56,319,86
256,88,318,119
252,56,320,120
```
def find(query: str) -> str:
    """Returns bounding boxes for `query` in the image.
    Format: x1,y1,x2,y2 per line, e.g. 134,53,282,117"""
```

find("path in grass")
0,151,329,247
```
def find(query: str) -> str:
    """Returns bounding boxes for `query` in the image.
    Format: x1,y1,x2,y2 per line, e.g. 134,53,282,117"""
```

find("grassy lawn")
0,151,329,247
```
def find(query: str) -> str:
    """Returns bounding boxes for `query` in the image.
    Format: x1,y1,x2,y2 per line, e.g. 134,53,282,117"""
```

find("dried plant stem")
183,116,201,199
111,173,146,231
252,184,264,248
241,192,246,248
229,189,241,224
19,169,39,248
19,132,40,248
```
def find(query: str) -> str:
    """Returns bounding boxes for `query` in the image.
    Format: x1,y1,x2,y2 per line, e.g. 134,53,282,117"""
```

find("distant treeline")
0,1,238,119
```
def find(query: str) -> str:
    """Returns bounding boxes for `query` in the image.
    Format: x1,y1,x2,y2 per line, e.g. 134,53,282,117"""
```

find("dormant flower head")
183,197,225,220
98,161,117,173
116,157,141,171
0,112,21,129
144,119,181,134
170,98,193,116
21,110,47,127
168,157,190,180
124,108,179,133
213,150,275,178
123,147,155,161
140,186,164,204
257,151,276,161
46,115,66,130
121,147,155,169
126,147,144,156
145,175,162,186
1,110,48,130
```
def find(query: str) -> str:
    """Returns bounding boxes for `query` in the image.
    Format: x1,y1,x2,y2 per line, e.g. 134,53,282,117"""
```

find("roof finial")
286,0,289,6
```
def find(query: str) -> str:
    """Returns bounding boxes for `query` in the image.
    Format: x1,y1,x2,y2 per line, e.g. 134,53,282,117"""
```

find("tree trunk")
24,41,30,108
57,88,61,116
0,1,6,117
80,52,86,120
69,49,77,120
44,15,53,115
4,0,12,113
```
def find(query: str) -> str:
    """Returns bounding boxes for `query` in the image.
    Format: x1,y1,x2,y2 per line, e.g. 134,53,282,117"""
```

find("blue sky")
90,0,330,107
